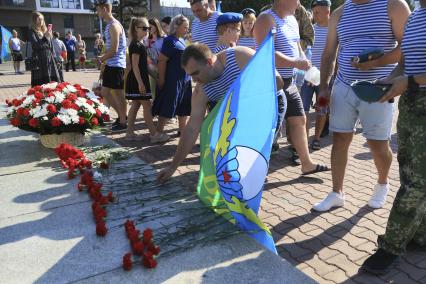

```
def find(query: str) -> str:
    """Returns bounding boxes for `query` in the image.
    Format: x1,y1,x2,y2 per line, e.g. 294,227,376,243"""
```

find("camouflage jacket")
295,5,314,51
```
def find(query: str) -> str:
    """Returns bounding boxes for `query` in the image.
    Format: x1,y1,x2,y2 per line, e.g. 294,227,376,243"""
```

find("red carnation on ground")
143,228,153,243
77,183,85,192
147,243,160,256
127,229,140,243
123,253,133,271
107,191,114,202
143,257,157,269
96,221,108,236
91,117,99,126
29,118,39,128
99,196,109,205
10,117,21,127
132,241,145,255
47,104,57,114
51,117,61,127
61,99,72,109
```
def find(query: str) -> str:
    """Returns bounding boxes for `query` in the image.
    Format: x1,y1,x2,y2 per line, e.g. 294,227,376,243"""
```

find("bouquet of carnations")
6,82,110,135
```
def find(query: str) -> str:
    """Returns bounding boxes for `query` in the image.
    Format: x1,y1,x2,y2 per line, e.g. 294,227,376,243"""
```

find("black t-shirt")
129,40,150,89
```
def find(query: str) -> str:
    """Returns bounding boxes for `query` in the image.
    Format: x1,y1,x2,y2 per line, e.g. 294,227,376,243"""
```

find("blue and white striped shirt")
263,9,300,79
238,37,256,49
401,8,426,76
105,19,127,68
192,12,220,51
336,0,397,84
311,24,328,69
203,48,240,102
212,44,228,54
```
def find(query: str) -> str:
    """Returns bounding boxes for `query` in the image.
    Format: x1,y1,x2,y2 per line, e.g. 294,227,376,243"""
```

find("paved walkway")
1,62,425,283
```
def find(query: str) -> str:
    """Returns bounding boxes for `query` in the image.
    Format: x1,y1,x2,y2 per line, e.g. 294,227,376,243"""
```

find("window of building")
0,0,25,6
83,0,94,10
44,13,52,25
61,0,80,9
64,15,74,28
40,0,59,8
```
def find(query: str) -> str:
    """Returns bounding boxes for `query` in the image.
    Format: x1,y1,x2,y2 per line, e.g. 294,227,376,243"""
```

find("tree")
113,0,148,30
221,0,344,13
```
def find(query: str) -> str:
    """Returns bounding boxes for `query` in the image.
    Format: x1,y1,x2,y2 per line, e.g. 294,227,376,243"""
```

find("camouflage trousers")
378,89,426,255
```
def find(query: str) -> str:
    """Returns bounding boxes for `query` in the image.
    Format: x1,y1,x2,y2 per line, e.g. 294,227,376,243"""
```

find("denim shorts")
329,78,394,140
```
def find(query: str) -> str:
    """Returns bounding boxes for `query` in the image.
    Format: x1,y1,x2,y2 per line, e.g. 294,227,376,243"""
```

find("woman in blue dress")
152,14,192,136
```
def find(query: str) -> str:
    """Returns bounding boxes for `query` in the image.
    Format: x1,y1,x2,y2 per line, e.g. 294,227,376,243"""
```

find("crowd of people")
10,0,426,276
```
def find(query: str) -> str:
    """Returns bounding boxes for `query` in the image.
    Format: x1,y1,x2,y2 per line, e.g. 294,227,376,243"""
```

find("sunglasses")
241,8,256,16
137,26,151,31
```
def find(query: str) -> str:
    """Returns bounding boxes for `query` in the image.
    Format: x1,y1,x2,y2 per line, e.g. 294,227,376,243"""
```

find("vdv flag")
216,1,222,13
196,31,278,253
1,26,12,62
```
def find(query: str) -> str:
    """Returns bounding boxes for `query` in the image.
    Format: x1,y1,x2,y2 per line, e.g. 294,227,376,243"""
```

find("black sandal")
301,164,330,176
311,139,321,151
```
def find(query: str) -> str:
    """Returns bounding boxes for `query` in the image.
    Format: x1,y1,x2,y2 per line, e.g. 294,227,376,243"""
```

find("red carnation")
145,258,157,269
132,241,145,255
47,104,57,114
143,228,153,242
13,99,22,107
128,230,140,243
86,100,93,105
78,117,86,125
29,118,39,128
147,243,161,255
32,101,38,108
317,96,329,107
27,88,35,95
34,85,42,91
22,108,30,117
77,183,85,192
16,108,25,117
124,220,135,231
51,117,61,127
96,221,108,236
91,117,99,126
67,94,77,101
95,109,102,118
6,99,12,106
77,90,86,97
123,253,133,271
99,196,109,205
10,117,21,127
34,91,43,100
61,99,72,109
107,191,114,202
74,84,82,89
103,114,110,122
92,201,101,211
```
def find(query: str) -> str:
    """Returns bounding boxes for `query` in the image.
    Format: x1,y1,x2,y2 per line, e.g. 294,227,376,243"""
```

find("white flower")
42,82,58,90
58,113,72,125
43,116,48,120
30,105,48,118
65,85,77,93
6,106,14,115
97,104,109,114
45,96,55,104
93,171,103,179
54,92,65,104
75,97,87,107
86,91,100,101
21,95,35,107
82,103,96,114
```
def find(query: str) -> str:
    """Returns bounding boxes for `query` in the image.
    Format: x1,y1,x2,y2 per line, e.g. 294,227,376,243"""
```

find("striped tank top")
203,48,240,102
263,9,300,78
105,19,127,68
238,37,256,49
311,24,328,69
401,8,426,76
192,12,220,51
212,44,228,54
336,0,397,84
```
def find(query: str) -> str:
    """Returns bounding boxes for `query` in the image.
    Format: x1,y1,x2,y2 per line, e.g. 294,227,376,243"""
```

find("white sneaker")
368,183,389,209
150,133,170,143
312,192,345,212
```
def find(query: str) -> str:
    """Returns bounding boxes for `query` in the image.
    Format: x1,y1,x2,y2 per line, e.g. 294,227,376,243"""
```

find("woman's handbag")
24,42,39,71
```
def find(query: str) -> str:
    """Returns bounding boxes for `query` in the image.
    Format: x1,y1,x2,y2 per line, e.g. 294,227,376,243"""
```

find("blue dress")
152,35,192,118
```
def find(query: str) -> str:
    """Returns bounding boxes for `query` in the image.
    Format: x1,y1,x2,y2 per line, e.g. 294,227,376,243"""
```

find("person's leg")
156,117,168,133
126,100,141,136
287,115,315,172
331,132,354,193
300,81,315,138
367,140,392,185
113,89,127,124
140,100,157,135
71,52,76,71
413,216,426,247
101,87,119,113
65,56,70,72
178,116,188,132
314,114,327,140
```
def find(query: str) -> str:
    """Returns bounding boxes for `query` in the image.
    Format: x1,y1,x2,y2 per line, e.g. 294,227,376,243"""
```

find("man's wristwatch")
408,75,419,92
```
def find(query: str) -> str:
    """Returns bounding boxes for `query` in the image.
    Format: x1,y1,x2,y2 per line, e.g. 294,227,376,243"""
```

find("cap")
311,0,331,8
241,8,256,16
216,12,243,26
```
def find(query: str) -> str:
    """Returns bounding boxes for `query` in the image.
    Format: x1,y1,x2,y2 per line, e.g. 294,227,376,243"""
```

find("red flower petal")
96,222,108,236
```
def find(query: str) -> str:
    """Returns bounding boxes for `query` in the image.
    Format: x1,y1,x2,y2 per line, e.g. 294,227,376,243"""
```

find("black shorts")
12,51,23,62
102,65,125,90
283,77,305,119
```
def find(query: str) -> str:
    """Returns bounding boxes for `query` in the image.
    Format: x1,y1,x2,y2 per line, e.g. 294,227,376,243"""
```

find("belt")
282,77,293,90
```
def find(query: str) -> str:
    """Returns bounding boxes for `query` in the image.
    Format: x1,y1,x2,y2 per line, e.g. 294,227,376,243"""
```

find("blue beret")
311,0,331,8
216,13,243,26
